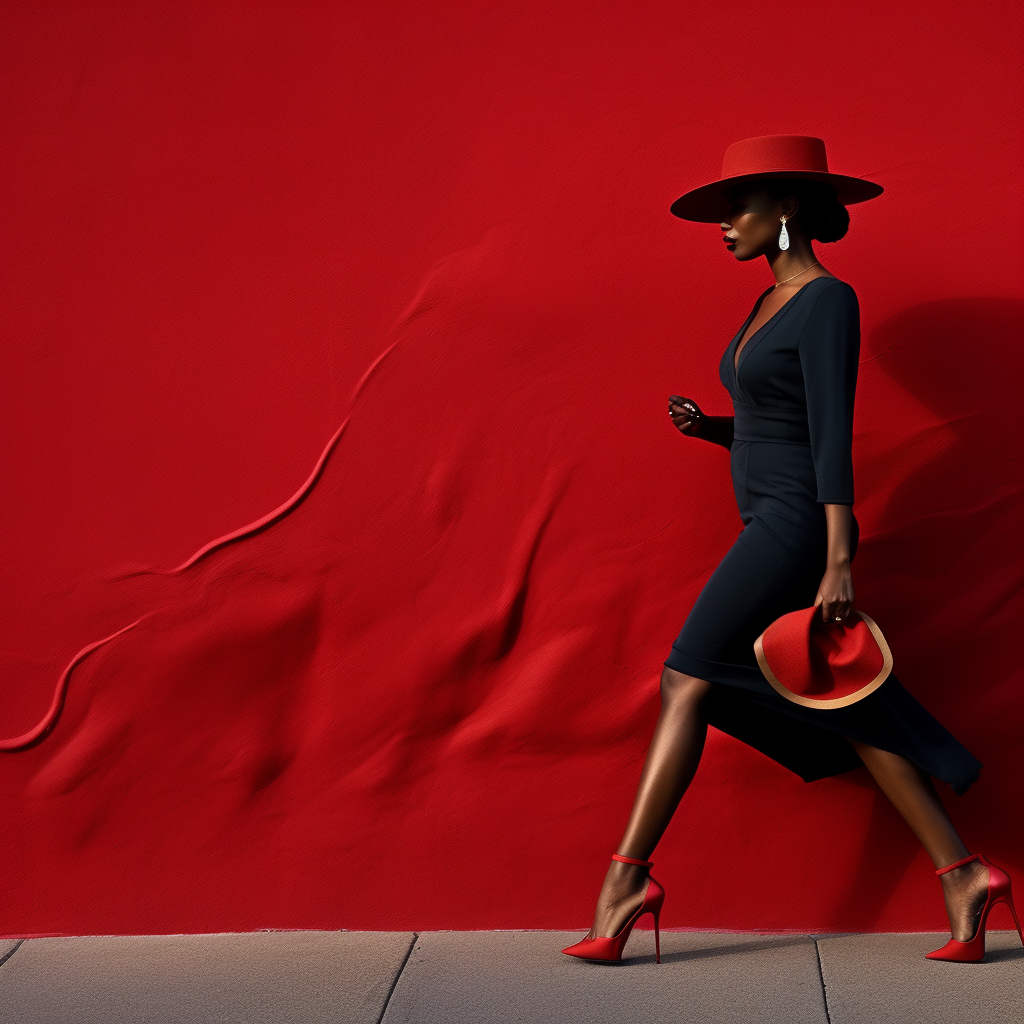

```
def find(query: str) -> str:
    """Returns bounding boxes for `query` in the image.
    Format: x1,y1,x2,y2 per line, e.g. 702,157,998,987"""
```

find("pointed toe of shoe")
925,938,983,962
561,937,614,960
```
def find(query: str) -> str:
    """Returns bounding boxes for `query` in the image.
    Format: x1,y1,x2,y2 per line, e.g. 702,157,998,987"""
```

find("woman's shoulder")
797,277,860,353
806,275,859,308
809,273,855,293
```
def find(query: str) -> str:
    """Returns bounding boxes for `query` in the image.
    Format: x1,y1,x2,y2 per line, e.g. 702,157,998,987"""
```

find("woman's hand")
813,562,854,624
669,395,706,437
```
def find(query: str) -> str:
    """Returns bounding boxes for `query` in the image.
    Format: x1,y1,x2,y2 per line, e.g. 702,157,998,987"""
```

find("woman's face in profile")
720,185,788,261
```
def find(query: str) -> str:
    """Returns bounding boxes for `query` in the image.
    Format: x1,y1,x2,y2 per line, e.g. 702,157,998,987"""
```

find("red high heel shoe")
561,854,664,964
926,852,1024,962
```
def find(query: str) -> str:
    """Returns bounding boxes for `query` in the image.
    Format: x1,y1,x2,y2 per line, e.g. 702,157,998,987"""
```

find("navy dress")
664,276,982,795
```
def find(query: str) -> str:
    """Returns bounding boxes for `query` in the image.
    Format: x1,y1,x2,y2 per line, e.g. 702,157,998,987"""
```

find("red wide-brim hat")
670,134,884,223
753,605,893,709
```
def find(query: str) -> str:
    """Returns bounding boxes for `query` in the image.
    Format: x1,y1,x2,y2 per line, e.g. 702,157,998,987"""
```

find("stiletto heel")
561,854,664,964
926,852,1024,962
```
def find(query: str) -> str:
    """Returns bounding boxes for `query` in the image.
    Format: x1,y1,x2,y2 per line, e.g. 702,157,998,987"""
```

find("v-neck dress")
663,276,983,795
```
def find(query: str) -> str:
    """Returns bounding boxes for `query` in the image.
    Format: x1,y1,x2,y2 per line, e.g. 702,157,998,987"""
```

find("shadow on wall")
829,296,1024,930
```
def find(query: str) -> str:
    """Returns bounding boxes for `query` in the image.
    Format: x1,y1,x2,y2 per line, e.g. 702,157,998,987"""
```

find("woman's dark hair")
762,178,850,243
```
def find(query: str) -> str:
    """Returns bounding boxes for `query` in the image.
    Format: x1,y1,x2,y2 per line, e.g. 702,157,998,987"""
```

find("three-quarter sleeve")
797,282,860,504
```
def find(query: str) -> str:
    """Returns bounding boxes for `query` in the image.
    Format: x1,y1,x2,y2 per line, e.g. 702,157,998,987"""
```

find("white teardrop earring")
778,214,790,251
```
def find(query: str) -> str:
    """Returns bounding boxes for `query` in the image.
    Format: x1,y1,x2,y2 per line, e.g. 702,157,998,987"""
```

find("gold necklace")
774,260,821,288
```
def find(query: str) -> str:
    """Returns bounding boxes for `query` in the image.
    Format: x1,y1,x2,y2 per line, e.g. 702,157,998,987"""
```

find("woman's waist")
732,400,810,444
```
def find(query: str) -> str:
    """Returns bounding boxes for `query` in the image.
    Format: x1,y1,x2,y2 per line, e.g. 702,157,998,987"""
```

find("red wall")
2,1,1021,937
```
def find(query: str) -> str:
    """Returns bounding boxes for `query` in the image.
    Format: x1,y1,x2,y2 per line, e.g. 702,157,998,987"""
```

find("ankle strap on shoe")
935,853,980,875
612,853,653,867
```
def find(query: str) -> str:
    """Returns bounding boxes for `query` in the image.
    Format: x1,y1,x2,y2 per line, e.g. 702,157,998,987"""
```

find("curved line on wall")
118,334,406,578
1,238,484,752
0,613,158,750
0,339,405,750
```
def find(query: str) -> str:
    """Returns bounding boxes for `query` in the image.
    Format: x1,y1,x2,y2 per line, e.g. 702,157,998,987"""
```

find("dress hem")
663,647,983,797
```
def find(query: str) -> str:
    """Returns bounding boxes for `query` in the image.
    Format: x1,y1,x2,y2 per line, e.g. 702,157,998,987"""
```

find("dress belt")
732,400,811,444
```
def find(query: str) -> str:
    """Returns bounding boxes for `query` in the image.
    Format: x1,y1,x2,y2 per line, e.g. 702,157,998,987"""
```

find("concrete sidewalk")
0,929,1021,1023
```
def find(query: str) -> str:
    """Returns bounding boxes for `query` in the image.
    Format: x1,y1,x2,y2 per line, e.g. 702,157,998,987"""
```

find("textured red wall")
2,1,1022,937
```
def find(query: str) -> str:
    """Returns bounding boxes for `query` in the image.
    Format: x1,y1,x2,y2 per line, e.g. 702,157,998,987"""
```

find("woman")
561,136,1021,965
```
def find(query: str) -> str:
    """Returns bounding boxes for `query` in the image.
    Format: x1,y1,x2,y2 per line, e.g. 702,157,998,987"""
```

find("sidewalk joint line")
376,932,417,1024
0,940,25,970
813,938,833,1024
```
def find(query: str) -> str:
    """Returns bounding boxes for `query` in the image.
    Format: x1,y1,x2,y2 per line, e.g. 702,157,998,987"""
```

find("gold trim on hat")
753,609,893,709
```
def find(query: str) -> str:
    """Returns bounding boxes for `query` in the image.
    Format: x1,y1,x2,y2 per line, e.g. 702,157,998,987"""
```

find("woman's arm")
797,282,860,622
695,414,734,450
797,282,860,504
815,503,855,623
668,396,734,450
824,503,854,566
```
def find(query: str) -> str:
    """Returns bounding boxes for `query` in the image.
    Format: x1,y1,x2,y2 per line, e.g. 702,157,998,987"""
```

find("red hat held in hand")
754,606,893,709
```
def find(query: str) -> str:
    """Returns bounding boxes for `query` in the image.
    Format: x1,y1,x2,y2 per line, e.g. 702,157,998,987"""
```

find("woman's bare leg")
848,739,990,941
583,666,713,939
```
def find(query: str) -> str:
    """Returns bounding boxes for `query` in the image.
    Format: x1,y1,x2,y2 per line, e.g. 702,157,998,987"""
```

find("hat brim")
670,170,884,223
753,610,894,710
